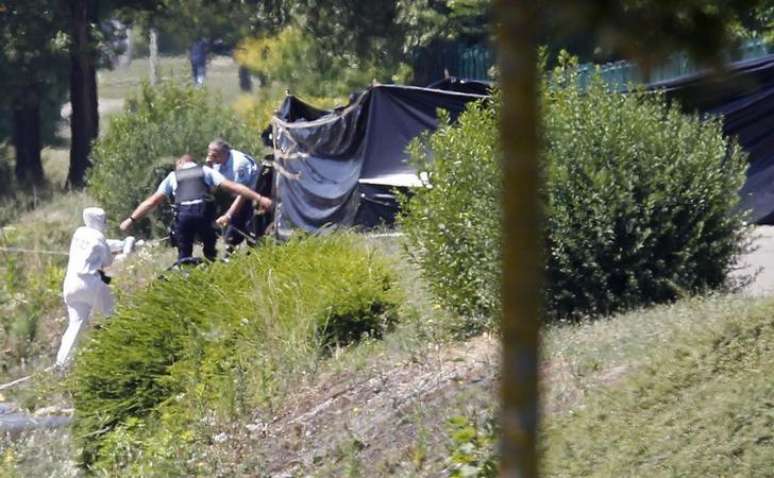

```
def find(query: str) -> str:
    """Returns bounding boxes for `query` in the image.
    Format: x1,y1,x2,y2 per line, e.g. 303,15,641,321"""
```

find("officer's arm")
120,192,166,232
224,195,248,219
222,163,256,217
218,180,272,210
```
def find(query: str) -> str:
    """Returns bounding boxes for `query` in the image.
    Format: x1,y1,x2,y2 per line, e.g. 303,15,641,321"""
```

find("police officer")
206,139,265,247
120,154,271,261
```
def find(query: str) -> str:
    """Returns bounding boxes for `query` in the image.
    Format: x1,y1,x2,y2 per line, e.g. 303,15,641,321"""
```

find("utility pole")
149,27,159,85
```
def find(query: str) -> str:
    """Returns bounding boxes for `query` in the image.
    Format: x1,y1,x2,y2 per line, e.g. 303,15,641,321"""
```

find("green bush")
399,104,500,331
446,414,498,478
400,70,748,321
71,234,402,470
87,81,264,235
237,26,412,100
543,72,747,317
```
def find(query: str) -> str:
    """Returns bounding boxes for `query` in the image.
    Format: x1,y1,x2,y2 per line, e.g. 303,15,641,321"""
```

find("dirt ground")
250,334,500,476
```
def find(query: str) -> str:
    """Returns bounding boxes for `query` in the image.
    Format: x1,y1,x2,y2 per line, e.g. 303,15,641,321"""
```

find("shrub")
446,414,498,478
400,70,748,321
87,81,264,235
543,72,747,317
71,233,402,470
399,104,500,331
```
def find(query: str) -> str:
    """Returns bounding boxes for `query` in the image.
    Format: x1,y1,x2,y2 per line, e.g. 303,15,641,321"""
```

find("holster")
98,270,112,285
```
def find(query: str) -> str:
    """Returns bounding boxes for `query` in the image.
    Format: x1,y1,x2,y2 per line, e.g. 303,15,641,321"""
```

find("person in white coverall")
56,207,124,367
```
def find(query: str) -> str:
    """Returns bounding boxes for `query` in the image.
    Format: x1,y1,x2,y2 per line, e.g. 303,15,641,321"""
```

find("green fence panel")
579,39,772,91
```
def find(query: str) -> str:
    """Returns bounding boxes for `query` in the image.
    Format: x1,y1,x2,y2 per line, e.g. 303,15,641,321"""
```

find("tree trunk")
12,86,44,186
149,28,159,85
67,0,99,189
496,2,541,477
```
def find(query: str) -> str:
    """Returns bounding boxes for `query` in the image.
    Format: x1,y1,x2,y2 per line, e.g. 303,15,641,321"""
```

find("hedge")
400,69,748,322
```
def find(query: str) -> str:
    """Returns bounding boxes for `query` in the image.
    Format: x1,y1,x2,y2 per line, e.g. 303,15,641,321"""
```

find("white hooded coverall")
56,208,115,367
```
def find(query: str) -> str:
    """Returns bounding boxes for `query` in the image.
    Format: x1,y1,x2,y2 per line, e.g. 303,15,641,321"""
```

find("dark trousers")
191,62,206,85
225,202,254,247
175,203,217,260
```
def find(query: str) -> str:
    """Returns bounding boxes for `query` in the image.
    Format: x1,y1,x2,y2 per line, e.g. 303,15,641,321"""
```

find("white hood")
83,207,107,233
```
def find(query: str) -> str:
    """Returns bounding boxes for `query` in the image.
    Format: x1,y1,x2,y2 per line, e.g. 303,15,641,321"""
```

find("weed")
71,233,403,471
446,414,498,478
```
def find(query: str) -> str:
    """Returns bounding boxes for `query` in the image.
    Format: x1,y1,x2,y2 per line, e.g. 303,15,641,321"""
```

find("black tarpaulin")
651,54,774,224
270,84,487,234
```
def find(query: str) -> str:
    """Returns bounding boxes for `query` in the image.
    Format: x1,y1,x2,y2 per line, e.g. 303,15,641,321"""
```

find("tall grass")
0,193,93,382
71,233,403,471
541,295,774,476
442,294,774,477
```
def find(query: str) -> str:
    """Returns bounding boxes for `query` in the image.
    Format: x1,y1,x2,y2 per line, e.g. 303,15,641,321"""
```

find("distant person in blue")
190,39,208,86
206,139,271,248
119,154,270,261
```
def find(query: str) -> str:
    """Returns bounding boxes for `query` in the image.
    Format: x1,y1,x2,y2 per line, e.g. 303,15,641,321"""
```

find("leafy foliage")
446,414,498,477
543,70,748,317
399,103,500,331
236,26,412,100
71,234,402,470
114,0,290,60
400,69,748,321
0,0,70,183
0,2,69,113
538,1,774,68
288,0,490,63
87,81,262,235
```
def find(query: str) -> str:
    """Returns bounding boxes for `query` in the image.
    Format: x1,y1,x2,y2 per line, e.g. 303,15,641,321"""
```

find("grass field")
98,54,246,104
541,294,774,476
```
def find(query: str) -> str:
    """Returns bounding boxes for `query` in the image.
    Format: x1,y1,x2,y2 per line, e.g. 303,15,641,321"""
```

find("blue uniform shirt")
214,149,258,188
156,162,226,200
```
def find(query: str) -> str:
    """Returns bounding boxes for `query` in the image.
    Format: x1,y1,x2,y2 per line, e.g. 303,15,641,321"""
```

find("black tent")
269,83,488,235
651,54,774,224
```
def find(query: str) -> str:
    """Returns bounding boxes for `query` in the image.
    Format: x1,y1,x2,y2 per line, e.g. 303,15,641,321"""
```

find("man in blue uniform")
206,139,269,247
119,154,271,261
190,39,208,86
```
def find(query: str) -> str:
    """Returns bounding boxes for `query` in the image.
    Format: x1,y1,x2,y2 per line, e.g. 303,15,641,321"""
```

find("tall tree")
66,0,100,189
65,0,161,189
231,0,491,90
0,0,69,186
